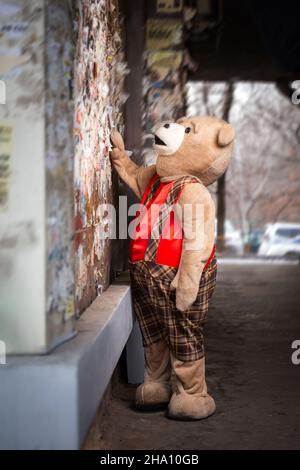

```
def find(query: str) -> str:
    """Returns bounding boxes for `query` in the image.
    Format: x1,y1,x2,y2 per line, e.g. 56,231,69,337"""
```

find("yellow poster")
64,296,75,321
0,124,13,209
146,19,182,50
148,50,183,71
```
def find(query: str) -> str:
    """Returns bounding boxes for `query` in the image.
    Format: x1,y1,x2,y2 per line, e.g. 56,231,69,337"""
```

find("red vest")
129,174,215,270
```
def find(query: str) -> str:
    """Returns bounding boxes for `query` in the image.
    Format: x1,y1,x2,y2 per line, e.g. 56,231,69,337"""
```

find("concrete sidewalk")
84,261,300,450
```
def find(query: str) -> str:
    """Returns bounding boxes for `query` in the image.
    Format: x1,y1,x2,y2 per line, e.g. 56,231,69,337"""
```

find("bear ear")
217,124,235,147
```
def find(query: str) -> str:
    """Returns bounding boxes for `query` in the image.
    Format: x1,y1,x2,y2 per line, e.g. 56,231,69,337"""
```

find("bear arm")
113,151,141,198
110,131,155,198
136,165,157,198
112,149,156,199
172,183,215,312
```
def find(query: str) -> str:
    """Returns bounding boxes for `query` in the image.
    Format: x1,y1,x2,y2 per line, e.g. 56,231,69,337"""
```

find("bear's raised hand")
110,130,127,170
110,130,154,198
111,130,125,152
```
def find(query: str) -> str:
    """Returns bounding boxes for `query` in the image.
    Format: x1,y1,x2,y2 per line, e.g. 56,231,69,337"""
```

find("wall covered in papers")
73,0,127,314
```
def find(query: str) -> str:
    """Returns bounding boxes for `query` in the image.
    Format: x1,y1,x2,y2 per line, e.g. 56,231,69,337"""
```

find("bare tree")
187,80,300,247
217,80,234,251
227,82,300,232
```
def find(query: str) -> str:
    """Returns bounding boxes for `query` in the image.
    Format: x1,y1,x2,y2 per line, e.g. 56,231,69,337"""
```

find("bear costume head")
153,116,235,185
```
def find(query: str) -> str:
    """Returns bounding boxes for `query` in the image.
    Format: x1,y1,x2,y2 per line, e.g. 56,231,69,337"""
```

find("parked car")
258,223,300,257
260,235,300,259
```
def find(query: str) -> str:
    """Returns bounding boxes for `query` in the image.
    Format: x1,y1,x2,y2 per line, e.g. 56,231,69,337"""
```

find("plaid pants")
130,258,217,362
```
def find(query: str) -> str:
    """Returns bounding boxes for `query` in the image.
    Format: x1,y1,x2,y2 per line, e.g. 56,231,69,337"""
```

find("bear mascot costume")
110,116,234,420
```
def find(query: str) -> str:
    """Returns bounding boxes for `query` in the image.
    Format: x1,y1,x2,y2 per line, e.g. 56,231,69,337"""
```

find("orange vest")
129,174,215,269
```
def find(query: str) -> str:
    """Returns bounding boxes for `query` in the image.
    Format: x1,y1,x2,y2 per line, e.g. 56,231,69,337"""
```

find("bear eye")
185,127,191,134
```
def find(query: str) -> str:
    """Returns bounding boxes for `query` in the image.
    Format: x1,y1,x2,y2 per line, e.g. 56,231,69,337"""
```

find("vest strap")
130,174,216,270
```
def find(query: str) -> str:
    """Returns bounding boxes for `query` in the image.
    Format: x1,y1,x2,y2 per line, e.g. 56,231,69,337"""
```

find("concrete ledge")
0,278,133,450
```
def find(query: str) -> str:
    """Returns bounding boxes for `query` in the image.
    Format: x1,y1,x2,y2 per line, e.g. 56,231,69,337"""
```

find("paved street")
84,261,300,450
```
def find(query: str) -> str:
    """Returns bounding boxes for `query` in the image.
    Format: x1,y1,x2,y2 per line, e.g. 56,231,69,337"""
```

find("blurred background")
0,0,300,451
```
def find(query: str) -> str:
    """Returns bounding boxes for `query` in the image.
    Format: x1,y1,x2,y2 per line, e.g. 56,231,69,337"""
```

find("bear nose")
164,123,170,129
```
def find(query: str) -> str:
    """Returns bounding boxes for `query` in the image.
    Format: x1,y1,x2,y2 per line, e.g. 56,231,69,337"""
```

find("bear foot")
135,382,171,411
167,392,216,420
